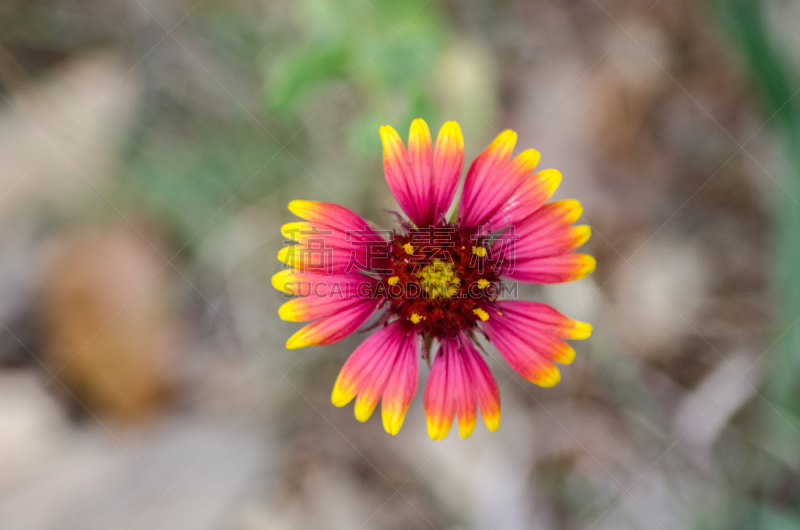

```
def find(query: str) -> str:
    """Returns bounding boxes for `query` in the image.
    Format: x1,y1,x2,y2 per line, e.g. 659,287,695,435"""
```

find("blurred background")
0,0,799,528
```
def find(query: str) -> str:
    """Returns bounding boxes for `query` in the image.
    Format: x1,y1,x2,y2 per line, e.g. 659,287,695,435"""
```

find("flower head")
274,119,595,439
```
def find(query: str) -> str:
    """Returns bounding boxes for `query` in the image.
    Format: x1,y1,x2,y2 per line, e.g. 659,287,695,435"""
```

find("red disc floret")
373,224,503,339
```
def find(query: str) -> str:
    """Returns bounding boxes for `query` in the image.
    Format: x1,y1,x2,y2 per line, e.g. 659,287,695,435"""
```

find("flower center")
417,260,460,298
375,224,504,341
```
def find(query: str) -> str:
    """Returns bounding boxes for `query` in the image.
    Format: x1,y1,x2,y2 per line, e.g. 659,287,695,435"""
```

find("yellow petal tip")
271,270,293,293
572,226,592,249
354,400,376,423
287,200,314,218
437,121,464,150
279,300,311,322
559,199,584,223
518,148,541,167
497,129,517,144
331,385,354,408
483,413,501,432
277,246,292,265
539,168,562,185
531,366,561,387
426,418,452,441
458,421,476,439
580,255,597,277
410,118,430,131
554,344,576,365
281,222,307,242
571,321,593,340
382,414,406,436
379,124,399,141
285,330,311,350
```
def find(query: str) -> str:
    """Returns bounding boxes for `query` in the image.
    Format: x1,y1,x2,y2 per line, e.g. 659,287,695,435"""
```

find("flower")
273,119,595,440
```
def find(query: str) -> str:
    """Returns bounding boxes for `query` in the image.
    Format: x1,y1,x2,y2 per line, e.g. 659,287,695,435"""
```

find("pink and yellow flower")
273,119,594,440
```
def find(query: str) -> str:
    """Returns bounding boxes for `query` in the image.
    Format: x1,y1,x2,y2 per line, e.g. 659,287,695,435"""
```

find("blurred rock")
0,50,140,226
611,235,712,357
0,418,264,530
40,227,176,420
0,222,43,365
0,371,69,486
590,24,669,170
674,350,760,468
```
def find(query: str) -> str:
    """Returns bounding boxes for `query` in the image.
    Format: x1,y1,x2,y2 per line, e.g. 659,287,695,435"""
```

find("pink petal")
460,337,501,432
272,270,377,321
380,120,464,227
487,168,561,229
283,297,381,350
408,119,434,224
501,253,596,284
482,301,591,386
424,341,457,440
459,130,541,229
494,199,590,264
331,322,420,427
281,202,388,273
381,332,420,435
424,336,499,439
431,121,464,222
452,341,477,438
381,123,427,226
288,200,378,235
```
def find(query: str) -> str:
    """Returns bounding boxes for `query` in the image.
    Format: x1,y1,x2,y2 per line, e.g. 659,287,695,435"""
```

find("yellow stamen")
403,243,414,255
388,276,400,286
473,308,490,321
472,246,487,257
477,279,490,289
416,260,460,298
410,313,423,324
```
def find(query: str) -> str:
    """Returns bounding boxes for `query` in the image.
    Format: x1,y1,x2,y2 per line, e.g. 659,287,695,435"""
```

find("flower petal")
495,200,591,266
424,341,457,440
275,271,377,322
460,130,542,229
461,338,501,432
331,323,402,408
272,269,375,296
452,342,477,438
482,301,591,386
381,120,464,227
280,296,366,322
487,168,561,229
281,202,389,273
431,121,464,222
501,253,596,284
288,200,377,235
381,332,420,435
381,124,426,226
332,322,419,426
284,297,380,349
424,337,500,440
407,119,434,223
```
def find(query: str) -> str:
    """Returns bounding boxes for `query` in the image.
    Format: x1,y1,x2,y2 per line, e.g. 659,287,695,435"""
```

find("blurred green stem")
711,0,800,512
712,0,800,414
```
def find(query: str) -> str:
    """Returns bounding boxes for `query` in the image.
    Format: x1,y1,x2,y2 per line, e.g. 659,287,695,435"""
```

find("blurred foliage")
118,0,450,244
121,7,292,243
711,0,800,526
710,0,800,405
264,0,444,153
